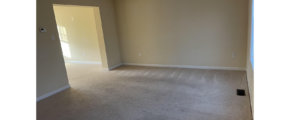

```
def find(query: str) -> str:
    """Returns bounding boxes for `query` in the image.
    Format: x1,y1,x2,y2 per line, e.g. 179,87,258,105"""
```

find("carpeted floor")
37,63,252,120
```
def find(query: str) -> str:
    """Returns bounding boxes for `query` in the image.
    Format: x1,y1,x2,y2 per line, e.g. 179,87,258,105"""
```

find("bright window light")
57,25,68,42
60,41,71,58
57,25,71,58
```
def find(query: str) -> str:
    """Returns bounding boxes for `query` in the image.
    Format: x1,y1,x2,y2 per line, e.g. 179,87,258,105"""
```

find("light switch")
51,35,55,40
39,27,47,32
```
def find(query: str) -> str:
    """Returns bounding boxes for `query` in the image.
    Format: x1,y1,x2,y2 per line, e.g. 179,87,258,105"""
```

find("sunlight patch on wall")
60,41,71,58
57,25,68,42
57,25,71,58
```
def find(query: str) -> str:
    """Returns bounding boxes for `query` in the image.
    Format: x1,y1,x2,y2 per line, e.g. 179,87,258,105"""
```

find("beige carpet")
37,63,252,120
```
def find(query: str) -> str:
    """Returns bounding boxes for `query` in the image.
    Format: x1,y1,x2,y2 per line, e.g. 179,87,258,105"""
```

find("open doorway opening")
53,5,107,80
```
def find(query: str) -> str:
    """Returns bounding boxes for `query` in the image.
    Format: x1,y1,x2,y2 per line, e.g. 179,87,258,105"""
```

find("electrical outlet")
139,53,141,56
232,53,236,57
83,52,86,55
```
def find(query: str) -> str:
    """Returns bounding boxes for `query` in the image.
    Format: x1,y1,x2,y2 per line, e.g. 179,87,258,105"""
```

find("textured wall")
114,0,248,68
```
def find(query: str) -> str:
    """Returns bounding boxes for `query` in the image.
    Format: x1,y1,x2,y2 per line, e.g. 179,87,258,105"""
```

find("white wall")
246,0,254,115
114,0,248,68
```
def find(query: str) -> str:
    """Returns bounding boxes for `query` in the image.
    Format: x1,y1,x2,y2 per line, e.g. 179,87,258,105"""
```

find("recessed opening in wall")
52,4,108,81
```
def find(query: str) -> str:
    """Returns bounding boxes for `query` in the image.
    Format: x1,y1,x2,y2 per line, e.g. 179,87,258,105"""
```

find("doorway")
53,5,107,81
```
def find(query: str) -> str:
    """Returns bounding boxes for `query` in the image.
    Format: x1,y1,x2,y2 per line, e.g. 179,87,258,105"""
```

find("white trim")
122,63,246,71
246,61,254,115
247,74,254,115
101,63,123,71
109,63,123,70
108,63,123,70
65,61,101,64
37,85,71,102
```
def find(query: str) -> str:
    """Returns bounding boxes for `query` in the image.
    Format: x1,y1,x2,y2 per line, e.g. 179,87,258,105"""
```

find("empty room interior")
37,0,254,120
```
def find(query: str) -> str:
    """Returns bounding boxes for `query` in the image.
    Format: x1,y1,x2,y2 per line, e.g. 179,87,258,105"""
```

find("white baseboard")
102,63,123,71
109,63,123,70
65,61,101,64
122,63,245,71
37,85,71,102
